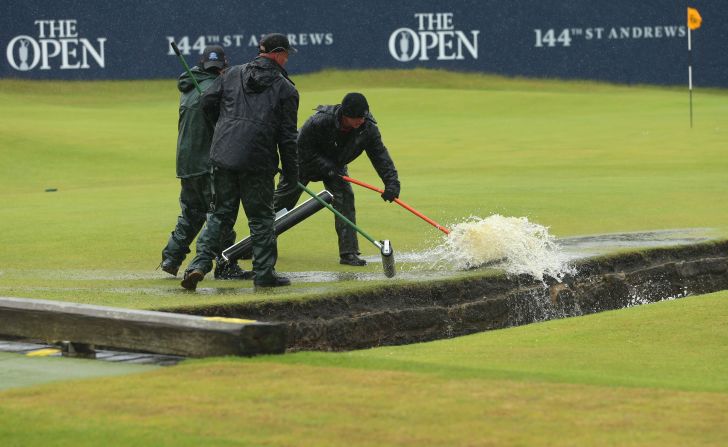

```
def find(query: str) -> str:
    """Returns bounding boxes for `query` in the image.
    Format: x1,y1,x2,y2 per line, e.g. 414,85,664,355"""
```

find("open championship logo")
6,20,106,71
389,13,479,62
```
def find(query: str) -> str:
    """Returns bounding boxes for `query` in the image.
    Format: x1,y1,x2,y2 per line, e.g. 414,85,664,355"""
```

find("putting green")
1,70,726,309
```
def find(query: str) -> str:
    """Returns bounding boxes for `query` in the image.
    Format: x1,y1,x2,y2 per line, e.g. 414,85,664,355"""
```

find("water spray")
429,215,572,281
342,176,571,280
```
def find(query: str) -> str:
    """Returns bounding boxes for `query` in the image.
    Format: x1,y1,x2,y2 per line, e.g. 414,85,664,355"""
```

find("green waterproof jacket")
176,66,219,178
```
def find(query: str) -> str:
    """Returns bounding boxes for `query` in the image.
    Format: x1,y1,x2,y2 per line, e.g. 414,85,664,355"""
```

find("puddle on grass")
389,226,717,273
1,228,719,295
0,270,169,281
556,228,717,259
189,225,719,291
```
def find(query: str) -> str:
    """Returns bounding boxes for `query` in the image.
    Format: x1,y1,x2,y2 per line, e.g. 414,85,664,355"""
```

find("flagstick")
688,27,693,128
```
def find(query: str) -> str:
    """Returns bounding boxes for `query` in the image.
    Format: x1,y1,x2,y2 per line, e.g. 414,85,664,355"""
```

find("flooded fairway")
557,228,718,258
1,236,726,359
0,228,719,298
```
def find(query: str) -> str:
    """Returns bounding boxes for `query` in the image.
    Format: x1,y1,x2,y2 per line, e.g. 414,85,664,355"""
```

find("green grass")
1,70,726,445
1,292,726,446
1,69,727,307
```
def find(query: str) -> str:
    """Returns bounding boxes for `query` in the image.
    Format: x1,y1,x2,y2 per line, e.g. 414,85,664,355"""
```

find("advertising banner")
2,0,725,87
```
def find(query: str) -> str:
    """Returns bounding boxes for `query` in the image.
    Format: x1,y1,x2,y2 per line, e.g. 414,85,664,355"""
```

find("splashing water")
424,215,573,282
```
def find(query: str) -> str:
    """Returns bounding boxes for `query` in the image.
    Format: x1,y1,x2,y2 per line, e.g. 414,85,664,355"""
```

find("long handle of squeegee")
295,179,382,249
341,175,450,235
170,41,203,94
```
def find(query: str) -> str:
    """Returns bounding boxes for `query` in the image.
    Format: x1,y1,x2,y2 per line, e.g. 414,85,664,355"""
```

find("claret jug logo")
389,13,479,62
6,20,107,71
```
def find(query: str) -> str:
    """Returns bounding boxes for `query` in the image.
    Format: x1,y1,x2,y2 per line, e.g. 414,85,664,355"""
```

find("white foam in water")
422,215,573,282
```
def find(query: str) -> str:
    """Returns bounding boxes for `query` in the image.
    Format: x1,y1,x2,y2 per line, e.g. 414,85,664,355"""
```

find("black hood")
243,56,292,93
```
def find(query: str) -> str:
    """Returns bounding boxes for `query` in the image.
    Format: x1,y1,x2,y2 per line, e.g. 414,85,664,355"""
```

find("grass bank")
0,291,726,446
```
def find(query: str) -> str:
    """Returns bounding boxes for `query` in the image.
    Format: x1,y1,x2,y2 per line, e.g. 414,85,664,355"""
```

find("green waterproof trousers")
161,175,235,269
186,168,278,282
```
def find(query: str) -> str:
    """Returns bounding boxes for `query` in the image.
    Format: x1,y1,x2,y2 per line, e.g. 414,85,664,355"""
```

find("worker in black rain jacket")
160,45,249,280
274,92,400,266
181,33,299,290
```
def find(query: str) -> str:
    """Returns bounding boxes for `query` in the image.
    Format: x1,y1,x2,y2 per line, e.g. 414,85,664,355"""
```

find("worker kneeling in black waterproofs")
274,93,401,266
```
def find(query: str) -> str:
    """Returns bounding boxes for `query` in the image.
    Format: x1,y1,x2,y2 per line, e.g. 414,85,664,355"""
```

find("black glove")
322,163,342,181
381,182,400,202
381,187,399,202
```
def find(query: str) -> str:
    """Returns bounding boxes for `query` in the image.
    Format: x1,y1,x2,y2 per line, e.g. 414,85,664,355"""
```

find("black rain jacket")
298,105,399,193
201,57,299,179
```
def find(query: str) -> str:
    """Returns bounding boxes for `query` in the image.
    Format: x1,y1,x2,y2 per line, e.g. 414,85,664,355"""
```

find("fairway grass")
0,292,726,446
1,69,727,307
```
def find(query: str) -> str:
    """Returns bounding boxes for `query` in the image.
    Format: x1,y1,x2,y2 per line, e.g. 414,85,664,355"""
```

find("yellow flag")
688,7,702,30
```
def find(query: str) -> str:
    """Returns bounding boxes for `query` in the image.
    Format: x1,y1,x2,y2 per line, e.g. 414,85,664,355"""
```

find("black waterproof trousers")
186,168,278,282
161,175,235,269
274,174,360,256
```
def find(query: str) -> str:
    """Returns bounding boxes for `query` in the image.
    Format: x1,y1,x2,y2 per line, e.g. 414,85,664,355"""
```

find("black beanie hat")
341,92,369,118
